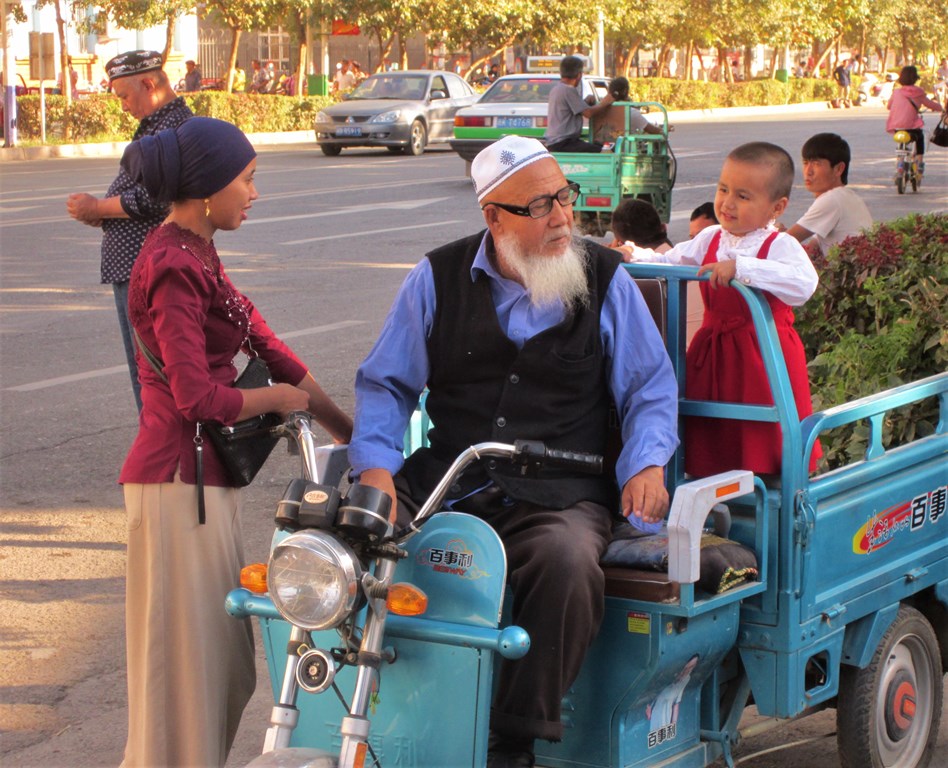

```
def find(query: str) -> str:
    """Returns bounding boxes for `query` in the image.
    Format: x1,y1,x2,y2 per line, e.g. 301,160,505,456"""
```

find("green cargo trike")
553,101,676,236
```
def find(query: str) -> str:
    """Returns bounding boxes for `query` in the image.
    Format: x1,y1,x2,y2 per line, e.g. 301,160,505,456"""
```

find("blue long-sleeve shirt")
350,232,679,492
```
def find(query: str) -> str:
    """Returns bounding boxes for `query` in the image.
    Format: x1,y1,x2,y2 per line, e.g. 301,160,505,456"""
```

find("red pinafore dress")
684,230,821,476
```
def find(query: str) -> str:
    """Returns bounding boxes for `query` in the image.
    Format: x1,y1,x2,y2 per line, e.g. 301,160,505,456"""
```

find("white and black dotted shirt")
99,97,193,284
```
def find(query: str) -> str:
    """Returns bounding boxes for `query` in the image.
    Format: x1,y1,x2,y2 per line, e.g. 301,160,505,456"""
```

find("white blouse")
628,225,819,307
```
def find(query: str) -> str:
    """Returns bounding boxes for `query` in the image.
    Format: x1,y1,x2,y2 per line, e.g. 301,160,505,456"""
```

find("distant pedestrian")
231,61,246,93
184,59,202,92
249,59,270,93
832,59,852,106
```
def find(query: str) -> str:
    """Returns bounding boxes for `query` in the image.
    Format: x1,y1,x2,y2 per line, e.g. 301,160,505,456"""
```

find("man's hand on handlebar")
358,468,398,523
621,465,669,524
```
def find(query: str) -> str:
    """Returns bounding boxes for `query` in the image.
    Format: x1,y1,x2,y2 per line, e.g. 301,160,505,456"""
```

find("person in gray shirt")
544,56,615,152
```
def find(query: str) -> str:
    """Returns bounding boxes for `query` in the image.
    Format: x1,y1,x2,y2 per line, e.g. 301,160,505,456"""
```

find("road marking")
0,192,456,229
283,220,464,245
243,197,451,226
6,321,366,392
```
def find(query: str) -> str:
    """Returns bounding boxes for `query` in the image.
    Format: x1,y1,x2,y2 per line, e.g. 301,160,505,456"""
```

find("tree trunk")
624,44,639,79
468,41,514,83
398,35,408,70
769,47,778,78
718,47,730,83
812,35,841,78
297,40,307,97
224,28,241,93
375,32,395,73
684,41,694,81
53,0,70,139
163,14,176,66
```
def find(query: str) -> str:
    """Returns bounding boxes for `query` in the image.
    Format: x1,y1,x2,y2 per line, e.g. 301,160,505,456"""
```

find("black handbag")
133,329,282,522
930,113,948,148
203,356,282,487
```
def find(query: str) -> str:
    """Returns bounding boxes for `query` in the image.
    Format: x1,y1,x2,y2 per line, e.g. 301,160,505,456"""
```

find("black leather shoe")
486,749,535,768
487,733,535,768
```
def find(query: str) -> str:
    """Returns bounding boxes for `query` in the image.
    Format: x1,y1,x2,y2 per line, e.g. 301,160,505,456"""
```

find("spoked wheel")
837,606,943,768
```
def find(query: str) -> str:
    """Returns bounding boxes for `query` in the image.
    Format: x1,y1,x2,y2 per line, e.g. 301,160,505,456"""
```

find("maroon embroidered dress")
685,231,821,476
120,222,306,486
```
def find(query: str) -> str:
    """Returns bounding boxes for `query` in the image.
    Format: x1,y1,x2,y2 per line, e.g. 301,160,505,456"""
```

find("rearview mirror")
430,89,447,100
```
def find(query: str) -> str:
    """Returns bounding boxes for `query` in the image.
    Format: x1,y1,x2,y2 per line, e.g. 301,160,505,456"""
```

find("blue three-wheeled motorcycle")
226,266,947,768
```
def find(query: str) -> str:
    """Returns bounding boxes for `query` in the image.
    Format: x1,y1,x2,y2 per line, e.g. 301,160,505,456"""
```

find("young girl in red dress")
625,142,822,477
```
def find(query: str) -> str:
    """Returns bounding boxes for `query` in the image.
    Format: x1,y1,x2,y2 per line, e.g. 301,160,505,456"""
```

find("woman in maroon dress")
118,117,352,767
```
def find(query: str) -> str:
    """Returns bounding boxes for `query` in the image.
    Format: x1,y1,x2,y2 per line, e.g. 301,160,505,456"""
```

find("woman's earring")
204,198,211,218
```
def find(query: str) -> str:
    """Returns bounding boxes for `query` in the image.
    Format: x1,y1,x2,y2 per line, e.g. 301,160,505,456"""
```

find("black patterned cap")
105,50,164,82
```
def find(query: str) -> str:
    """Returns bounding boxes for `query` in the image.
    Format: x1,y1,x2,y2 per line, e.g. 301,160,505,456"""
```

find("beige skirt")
122,476,256,767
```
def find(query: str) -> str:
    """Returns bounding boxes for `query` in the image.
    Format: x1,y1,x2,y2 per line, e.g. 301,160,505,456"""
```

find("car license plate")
336,126,362,137
496,117,533,129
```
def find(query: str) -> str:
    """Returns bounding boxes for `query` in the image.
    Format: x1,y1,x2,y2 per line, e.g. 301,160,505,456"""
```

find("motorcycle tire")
897,174,905,194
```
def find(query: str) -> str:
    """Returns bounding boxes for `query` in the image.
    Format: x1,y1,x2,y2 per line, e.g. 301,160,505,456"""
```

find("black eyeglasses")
482,182,580,219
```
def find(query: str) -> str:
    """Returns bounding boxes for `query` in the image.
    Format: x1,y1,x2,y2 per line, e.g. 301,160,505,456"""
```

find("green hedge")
13,91,335,142
14,77,836,143
627,77,835,110
795,214,948,468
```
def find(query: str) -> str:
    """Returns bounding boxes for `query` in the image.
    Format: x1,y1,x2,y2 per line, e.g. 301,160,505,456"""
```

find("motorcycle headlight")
268,531,362,630
369,110,401,124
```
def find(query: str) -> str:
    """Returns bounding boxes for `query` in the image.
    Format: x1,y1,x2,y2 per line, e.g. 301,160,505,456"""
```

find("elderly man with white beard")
349,135,679,768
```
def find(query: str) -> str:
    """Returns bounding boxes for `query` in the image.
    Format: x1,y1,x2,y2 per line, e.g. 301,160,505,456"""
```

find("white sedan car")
450,73,610,162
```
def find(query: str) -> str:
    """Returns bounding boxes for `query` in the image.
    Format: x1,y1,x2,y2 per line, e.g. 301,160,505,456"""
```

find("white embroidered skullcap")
471,135,553,201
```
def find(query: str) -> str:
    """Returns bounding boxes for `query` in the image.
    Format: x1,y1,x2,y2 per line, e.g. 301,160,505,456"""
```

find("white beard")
496,234,590,310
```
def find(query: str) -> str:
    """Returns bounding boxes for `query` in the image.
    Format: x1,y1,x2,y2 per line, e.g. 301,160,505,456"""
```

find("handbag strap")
131,327,208,524
132,328,168,384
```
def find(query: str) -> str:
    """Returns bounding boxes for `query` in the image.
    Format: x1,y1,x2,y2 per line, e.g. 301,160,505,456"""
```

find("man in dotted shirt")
67,50,192,412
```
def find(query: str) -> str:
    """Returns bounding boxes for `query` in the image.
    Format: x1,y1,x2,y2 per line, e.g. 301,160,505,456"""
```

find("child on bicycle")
623,142,821,478
886,65,944,178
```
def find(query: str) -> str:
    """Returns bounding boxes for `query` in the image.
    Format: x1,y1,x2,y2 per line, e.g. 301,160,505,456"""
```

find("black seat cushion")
601,525,758,597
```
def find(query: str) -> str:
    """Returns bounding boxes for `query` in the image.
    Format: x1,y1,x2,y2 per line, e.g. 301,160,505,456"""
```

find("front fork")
895,147,908,178
338,556,397,768
263,625,310,752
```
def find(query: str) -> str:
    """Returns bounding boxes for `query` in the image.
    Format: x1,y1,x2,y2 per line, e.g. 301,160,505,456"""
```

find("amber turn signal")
386,583,428,616
240,563,268,594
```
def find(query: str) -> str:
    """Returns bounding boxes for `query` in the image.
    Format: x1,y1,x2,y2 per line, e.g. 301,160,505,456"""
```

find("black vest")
400,232,621,510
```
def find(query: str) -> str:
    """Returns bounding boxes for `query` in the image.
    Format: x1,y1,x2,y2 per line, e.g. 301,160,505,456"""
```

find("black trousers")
546,136,604,153
395,480,613,742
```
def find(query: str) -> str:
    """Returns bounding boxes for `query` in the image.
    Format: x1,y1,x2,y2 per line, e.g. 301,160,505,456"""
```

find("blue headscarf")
121,117,256,203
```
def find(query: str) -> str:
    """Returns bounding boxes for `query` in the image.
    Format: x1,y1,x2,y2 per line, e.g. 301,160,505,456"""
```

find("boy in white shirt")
784,133,872,256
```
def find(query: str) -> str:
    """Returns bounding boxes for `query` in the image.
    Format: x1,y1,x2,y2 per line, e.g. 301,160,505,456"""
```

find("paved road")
1,106,945,767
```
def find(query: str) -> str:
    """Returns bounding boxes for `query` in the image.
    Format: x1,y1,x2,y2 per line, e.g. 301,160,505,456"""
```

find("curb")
668,100,833,122
0,102,838,162
0,129,314,162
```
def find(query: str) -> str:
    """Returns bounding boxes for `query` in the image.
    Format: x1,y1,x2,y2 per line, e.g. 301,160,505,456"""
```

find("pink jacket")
886,84,943,132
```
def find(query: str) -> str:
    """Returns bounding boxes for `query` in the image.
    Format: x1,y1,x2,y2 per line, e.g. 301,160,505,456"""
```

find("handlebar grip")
513,440,603,475
543,447,603,474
